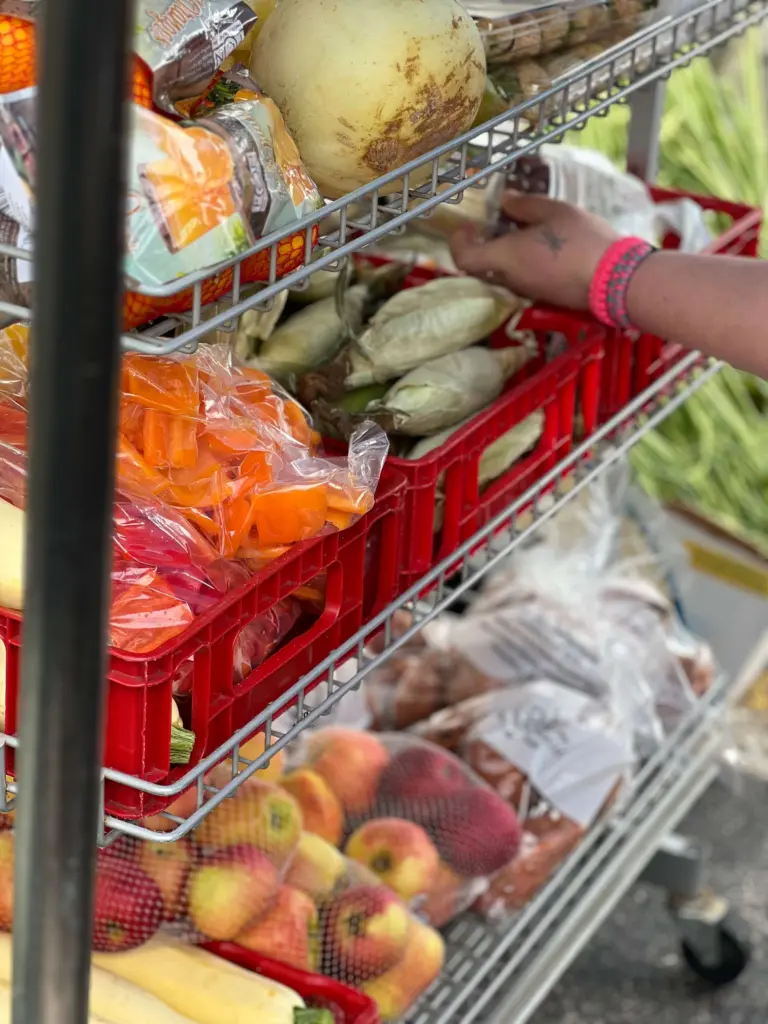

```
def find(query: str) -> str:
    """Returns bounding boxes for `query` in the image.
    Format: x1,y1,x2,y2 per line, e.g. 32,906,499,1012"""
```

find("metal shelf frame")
7,0,766,1021
0,0,765,357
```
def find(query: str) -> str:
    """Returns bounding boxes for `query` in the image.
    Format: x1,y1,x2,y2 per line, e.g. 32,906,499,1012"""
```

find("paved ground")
538,777,768,1023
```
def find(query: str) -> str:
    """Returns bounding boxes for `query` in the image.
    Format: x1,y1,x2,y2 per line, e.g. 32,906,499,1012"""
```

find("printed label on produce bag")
125,105,251,287
0,89,36,231
199,84,323,235
134,0,257,114
476,681,631,827
445,605,608,699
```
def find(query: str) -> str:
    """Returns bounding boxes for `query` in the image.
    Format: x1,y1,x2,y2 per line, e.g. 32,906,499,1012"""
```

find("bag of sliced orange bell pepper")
0,326,387,652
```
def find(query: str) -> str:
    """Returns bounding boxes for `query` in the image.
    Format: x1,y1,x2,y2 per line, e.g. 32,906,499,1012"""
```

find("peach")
345,818,438,904
281,768,345,846
0,831,13,929
194,780,302,867
322,883,410,983
362,918,445,1021
285,832,346,903
238,885,320,972
137,839,195,921
188,844,279,941
306,728,389,816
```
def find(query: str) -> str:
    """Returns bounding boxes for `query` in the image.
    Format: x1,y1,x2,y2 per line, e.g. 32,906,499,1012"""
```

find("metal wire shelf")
0,0,763,355
0,348,726,842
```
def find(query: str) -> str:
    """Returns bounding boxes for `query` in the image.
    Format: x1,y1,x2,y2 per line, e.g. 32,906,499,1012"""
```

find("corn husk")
251,262,409,383
289,267,340,304
346,278,526,387
232,289,289,361
477,409,545,486
369,346,528,436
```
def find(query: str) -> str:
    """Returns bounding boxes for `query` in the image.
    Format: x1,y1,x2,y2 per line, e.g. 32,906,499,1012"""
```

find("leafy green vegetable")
293,1008,335,1024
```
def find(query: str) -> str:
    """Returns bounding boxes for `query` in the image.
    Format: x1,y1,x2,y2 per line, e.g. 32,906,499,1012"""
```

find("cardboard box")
665,505,768,678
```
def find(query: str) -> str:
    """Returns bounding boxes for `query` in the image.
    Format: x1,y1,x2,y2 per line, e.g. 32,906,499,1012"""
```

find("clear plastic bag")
0,2,257,113
0,326,387,653
283,727,524,928
412,683,631,917
468,0,659,68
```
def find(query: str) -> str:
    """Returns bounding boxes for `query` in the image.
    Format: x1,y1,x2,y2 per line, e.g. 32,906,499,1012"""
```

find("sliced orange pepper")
283,400,312,447
116,436,170,499
179,506,221,539
326,483,374,516
123,355,199,417
119,403,145,453
251,484,327,545
203,420,263,458
110,572,194,654
221,494,260,558
325,507,355,532
143,410,198,469
237,542,291,561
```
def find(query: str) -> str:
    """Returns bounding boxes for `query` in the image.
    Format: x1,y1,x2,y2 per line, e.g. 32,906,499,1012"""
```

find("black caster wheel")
682,925,751,987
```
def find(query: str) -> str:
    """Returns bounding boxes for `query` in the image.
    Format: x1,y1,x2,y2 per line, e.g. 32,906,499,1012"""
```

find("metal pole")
11,0,133,1021
627,80,666,182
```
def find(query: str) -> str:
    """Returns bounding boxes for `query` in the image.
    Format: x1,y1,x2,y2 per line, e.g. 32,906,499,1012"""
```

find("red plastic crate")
599,187,762,421
350,259,605,589
205,943,380,1024
0,468,406,820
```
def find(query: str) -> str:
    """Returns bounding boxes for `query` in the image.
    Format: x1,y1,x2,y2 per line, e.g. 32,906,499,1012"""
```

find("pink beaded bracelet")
588,237,656,330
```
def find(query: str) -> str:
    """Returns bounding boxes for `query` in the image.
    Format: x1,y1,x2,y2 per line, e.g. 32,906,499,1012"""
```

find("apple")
345,819,438,904
431,788,522,877
140,737,284,833
375,745,469,809
194,780,302,867
188,844,279,941
285,832,346,903
92,852,164,952
419,859,465,927
137,839,195,921
238,885,320,972
0,831,13,929
321,884,410,983
362,918,445,1020
306,728,390,816
281,769,344,846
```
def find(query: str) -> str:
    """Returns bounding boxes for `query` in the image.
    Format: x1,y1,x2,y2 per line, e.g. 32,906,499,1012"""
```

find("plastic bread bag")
467,0,658,67
411,681,633,917
0,75,322,328
282,727,523,929
489,145,712,250
0,1,257,114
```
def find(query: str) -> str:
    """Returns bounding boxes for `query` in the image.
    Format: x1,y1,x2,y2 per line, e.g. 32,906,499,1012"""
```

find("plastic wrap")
43,754,445,1022
468,0,658,67
283,727,523,928
0,2,257,113
491,146,712,251
366,468,715,746
411,684,630,917
0,73,321,293
0,326,387,654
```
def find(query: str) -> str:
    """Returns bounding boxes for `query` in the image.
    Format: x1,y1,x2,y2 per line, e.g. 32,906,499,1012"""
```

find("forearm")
625,251,768,377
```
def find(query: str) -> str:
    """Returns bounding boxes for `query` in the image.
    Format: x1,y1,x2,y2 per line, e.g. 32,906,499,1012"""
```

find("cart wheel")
682,925,750,986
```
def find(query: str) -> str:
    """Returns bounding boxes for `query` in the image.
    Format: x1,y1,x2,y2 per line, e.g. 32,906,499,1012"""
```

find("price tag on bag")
476,682,631,828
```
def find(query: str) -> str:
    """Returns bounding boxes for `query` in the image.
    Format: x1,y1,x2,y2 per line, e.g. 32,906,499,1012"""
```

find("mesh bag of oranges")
0,327,387,654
